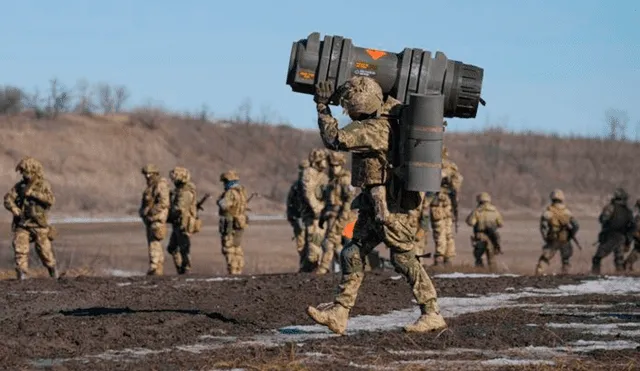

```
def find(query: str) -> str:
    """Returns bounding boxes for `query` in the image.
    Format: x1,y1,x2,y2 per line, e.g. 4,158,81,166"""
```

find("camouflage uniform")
299,148,329,272
305,76,446,335
139,164,170,276
286,160,309,267
592,188,633,274
317,151,354,274
430,146,462,266
217,170,249,275
465,192,503,269
623,199,640,271
167,167,200,274
535,189,580,275
4,157,57,279
415,199,430,259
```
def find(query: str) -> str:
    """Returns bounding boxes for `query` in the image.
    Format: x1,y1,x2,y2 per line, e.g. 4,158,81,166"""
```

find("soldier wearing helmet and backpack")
465,192,503,270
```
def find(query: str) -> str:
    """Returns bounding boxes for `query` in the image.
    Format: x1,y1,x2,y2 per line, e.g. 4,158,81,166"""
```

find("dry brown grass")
0,112,636,217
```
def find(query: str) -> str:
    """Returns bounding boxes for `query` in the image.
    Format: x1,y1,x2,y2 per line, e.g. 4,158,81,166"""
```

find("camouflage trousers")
167,225,191,274
331,197,439,313
300,217,325,273
592,233,626,274
221,229,245,275
536,240,573,274
145,221,167,275
414,227,428,257
290,221,305,267
13,226,56,275
472,234,496,269
318,216,347,273
431,215,455,264
624,239,640,271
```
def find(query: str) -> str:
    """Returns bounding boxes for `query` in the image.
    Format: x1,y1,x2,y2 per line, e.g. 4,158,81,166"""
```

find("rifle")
196,193,211,211
450,190,459,232
246,192,259,212
571,235,583,251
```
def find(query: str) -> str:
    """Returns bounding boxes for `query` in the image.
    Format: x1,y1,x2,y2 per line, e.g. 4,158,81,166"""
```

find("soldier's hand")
11,208,21,217
314,81,334,105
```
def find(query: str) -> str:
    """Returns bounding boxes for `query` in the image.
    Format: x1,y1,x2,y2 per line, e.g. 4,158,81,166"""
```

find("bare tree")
46,78,71,118
113,85,129,112
0,85,25,114
96,83,114,114
74,79,96,115
605,108,629,141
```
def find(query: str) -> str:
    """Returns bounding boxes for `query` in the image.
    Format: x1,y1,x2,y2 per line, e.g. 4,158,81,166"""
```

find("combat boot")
404,301,447,333
560,264,570,274
443,257,452,267
48,266,59,279
16,270,27,280
315,267,329,275
534,262,544,275
306,302,350,335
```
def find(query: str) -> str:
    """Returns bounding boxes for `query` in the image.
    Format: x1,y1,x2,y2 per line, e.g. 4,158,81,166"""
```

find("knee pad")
340,240,364,274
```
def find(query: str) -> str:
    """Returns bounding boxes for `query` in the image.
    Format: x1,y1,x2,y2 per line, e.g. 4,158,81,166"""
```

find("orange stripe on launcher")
366,49,386,60
343,220,355,239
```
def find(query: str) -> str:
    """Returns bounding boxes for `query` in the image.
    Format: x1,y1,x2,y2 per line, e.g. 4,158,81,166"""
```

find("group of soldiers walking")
3,156,250,279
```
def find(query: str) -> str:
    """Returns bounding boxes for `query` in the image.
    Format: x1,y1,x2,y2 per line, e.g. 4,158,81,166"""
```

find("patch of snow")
434,272,520,278
104,269,145,277
25,290,58,294
389,275,402,280
480,358,555,366
116,282,132,287
545,322,640,337
184,277,243,282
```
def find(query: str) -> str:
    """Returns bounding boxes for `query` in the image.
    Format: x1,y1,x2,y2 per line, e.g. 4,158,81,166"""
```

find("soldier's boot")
306,302,350,335
16,269,27,280
560,264,569,274
534,257,547,275
443,257,452,267
47,266,59,279
404,300,447,333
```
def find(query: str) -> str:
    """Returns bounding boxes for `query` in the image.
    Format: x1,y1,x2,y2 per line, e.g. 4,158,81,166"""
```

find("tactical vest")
473,205,499,232
603,203,633,233
546,205,571,242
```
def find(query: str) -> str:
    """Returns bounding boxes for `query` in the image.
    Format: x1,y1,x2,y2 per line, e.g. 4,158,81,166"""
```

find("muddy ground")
1,272,639,370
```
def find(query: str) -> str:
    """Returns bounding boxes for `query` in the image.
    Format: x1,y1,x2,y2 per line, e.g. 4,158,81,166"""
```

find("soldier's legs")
613,243,626,272
12,228,31,279
431,219,447,265
317,221,342,274
230,229,245,274
146,222,166,275
167,228,186,274
294,224,305,264
473,240,486,267
301,220,324,272
624,241,640,271
33,227,57,278
535,245,557,275
221,233,235,274
443,217,455,265
592,238,618,274
485,242,496,271
559,243,573,274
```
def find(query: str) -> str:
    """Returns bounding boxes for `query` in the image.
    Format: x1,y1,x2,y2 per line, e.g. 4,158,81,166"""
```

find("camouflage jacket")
598,200,633,236
316,97,423,217
321,169,354,222
300,166,329,218
465,203,503,237
429,190,452,220
540,202,579,243
169,181,197,230
4,176,55,228
217,184,248,219
139,176,170,224
440,159,463,203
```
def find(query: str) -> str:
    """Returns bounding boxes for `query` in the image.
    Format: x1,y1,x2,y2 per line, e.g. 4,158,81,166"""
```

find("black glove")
314,81,334,105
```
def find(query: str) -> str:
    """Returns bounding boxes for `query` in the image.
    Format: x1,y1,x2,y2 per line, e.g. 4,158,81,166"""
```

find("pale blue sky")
0,1,638,136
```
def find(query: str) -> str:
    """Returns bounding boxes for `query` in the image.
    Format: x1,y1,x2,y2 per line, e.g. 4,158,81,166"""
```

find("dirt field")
0,215,639,370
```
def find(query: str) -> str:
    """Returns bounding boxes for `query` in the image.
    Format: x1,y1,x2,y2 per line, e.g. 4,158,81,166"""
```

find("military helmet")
308,148,327,165
141,164,160,175
220,169,239,182
613,187,628,201
170,166,190,183
328,151,346,166
477,192,491,203
298,159,310,170
339,76,383,116
550,189,565,202
15,156,43,176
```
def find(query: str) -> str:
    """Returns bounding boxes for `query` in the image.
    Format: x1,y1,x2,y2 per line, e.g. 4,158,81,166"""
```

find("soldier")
465,192,504,270
535,189,580,275
429,145,463,266
317,151,354,274
299,148,329,272
217,170,249,275
305,76,447,334
414,199,430,263
592,187,634,274
139,164,170,276
623,199,640,271
286,160,308,268
4,157,57,279
167,167,200,275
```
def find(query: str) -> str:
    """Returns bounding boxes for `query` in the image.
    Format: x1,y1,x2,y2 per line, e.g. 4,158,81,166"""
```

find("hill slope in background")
0,113,636,217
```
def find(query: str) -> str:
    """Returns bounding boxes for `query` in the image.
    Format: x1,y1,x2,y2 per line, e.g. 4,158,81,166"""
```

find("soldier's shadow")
57,307,240,324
